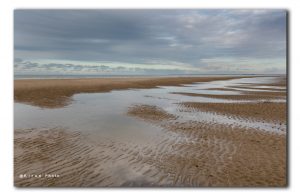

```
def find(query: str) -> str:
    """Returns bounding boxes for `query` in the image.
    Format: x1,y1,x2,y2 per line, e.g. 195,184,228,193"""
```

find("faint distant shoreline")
14,73,286,80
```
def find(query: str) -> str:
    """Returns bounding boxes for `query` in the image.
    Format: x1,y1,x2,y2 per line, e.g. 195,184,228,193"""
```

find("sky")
14,10,287,75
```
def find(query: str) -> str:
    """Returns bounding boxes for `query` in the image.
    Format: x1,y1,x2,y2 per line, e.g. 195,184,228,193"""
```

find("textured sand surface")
15,118,286,187
180,102,286,124
127,105,286,186
15,128,173,187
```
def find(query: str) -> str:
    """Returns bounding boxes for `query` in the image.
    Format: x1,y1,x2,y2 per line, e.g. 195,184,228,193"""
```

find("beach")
14,75,287,187
14,76,249,108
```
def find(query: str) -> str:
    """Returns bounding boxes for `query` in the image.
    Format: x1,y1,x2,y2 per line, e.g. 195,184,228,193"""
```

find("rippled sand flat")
14,76,287,187
180,102,286,124
127,105,286,186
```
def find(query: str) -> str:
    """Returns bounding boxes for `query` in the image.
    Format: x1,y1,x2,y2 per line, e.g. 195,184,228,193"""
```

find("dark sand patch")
127,104,177,122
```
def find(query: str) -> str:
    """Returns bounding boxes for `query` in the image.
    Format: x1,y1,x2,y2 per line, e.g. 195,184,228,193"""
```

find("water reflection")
15,76,286,142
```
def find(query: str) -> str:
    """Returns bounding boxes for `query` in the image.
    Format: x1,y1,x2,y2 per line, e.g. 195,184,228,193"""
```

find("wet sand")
128,104,177,122
127,105,286,186
182,79,287,100
171,92,285,100
14,128,99,187
14,76,287,187
180,102,286,124
239,77,286,87
15,122,286,187
15,128,171,187
15,76,248,108
206,87,285,92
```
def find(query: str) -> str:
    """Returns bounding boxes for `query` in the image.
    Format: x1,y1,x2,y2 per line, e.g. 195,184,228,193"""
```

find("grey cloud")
14,58,23,63
14,9,287,74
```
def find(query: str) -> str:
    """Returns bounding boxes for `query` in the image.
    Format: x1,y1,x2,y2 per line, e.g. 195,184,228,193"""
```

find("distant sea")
14,74,285,80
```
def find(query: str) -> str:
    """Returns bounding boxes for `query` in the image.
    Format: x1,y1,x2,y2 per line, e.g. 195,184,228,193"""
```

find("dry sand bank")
15,76,249,108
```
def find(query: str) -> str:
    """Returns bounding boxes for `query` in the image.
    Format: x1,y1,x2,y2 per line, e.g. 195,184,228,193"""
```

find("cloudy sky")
14,10,286,75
